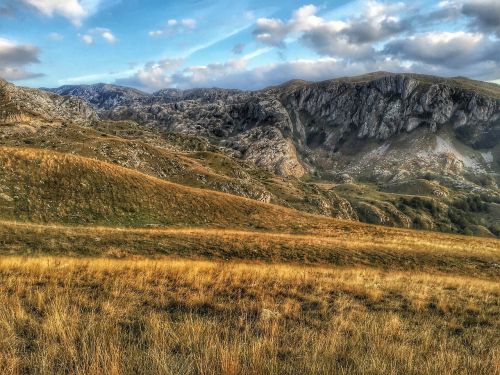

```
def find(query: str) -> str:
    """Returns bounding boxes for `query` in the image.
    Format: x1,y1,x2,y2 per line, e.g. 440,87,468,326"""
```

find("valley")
0,72,499,374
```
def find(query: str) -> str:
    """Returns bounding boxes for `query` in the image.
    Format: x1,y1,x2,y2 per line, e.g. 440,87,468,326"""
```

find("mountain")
44,83,149,111
1,73,498,236
47,72,499,183
1,78,97,126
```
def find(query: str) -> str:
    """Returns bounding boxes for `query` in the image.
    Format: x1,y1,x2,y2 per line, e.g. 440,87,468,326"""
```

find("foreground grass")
0,257,499,375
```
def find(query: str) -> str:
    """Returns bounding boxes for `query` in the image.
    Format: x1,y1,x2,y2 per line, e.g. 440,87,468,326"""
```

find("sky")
0,0,499,92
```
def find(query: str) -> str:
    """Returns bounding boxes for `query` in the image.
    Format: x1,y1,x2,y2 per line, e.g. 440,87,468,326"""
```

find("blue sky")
1,0,499,91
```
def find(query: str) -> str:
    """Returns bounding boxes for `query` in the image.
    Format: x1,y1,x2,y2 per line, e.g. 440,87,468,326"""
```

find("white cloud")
148,30,163,37
20,0,102,26
248,1,500,83
117,59,184,90
181,18,197,29
80,34,93,44
118,48,269,91
384,31,500,68
101,31,117,43
173,59,247,87
254,18,288,46
253,1,407,56
0,38,43,80
149,17,197,38
81,28,117,44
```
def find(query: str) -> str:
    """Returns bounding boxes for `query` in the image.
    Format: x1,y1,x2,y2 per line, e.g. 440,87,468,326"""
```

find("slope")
0,146,314,228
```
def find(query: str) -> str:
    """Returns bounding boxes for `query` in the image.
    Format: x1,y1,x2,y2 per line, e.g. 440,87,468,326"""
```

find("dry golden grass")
0,146,298,227
0,146,360,229
1,144,500,374
1,220,499,278
0,256,499,375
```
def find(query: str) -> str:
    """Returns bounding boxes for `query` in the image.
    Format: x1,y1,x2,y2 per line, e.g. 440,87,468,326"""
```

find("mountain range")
1,72,499,237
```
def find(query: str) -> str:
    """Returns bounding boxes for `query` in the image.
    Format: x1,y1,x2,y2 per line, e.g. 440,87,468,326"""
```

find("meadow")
0,146,499,374
0,256,499,375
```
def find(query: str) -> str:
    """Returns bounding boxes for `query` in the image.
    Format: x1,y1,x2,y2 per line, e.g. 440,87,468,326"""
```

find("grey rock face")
46,73,500,183
278,74,499,150
45,83,148,111
1,79,97,125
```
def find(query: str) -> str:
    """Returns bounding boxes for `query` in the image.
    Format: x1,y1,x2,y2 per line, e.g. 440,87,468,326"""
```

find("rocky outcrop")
45,83,148,111
1,79,97,126
279,74,499,151
223,127,305,177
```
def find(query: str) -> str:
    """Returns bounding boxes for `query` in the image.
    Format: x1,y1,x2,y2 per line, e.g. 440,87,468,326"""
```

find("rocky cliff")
48,72,499,184
1,79,97,126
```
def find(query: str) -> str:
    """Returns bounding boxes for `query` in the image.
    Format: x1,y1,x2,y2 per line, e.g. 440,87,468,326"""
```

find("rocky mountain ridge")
1,79,97,125
47,72,499,185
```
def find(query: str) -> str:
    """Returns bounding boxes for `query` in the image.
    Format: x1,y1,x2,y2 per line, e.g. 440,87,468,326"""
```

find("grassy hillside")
1,120,497,237
0,146,314,227
0,121,499,375
1,219,499,278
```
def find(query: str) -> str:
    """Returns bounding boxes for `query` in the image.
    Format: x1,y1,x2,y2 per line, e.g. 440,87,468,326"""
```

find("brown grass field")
0,219,499,374
0,257,499,375
0,220,499,278
0,146,499,374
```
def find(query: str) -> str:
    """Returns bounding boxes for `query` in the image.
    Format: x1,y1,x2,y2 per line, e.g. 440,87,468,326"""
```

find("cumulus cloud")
0,38,39,66
0,38,44,80
180,18,197,29
117,56,254,91
148,17,197,38
254,18,288,46
384,31,500,69
248,1,500,83
254,2,409,58
0,67,44,80
461,0,500,36
80,34,93,44
117,59,184,90
80,28,117,44
171,59,247,89
19,0,102,26
101,30,117,43
300,25,376,59
148,30,163,38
